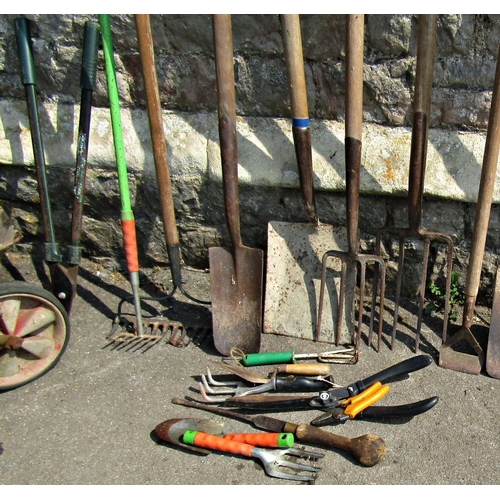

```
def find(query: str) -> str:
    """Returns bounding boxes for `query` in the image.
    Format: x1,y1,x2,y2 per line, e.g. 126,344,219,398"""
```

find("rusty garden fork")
317,15,386,351
371,15,453,352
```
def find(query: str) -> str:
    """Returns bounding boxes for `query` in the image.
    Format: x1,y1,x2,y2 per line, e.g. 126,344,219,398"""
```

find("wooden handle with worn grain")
274,363,331,376
295,423,386,466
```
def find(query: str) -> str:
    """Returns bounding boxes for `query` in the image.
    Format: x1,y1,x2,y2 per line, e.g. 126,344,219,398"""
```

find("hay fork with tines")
316,15,386,351
371,15,454,352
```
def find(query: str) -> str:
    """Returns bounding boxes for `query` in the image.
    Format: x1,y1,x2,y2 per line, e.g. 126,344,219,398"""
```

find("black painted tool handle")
68,20,100,267
274,377,332,392
359,396,439,419
15,16,60,260
15,17,36,85
80,20,100,90
356,355,432,393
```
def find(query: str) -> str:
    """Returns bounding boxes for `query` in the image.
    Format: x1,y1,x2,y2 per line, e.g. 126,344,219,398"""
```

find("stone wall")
2,14,500,303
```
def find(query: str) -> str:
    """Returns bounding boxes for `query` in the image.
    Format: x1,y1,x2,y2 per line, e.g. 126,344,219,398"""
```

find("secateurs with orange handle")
218,355,439,427
182,430,323,482
312,381,390,424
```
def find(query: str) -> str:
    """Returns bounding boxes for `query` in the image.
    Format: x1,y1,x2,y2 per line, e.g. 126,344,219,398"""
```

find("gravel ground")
1,249,499,489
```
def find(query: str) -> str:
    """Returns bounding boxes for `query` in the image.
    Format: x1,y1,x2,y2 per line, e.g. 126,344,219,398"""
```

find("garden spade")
209,14,264,356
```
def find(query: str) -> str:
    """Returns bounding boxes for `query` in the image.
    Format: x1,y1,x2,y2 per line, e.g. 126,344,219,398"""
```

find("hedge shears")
217,355,439,426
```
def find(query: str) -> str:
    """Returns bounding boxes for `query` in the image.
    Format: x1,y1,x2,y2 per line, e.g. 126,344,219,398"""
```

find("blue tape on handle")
292,118,310,128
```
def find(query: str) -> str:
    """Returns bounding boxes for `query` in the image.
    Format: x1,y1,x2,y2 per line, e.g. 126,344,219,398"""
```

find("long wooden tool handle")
135,14,184,287
281,14,318,224
464,44,500,317
281,14,308,117
345,14,364,252
135,14,179,248
213,14,242,249
408,14,437,232
295,423,386,467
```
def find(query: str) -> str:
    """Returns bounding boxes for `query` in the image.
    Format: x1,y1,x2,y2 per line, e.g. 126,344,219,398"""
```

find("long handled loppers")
15,17,99,314
99,14,144,337
67,20,101,299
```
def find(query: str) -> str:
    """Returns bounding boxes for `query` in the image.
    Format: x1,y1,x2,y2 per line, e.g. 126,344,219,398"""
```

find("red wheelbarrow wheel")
0,281,69,390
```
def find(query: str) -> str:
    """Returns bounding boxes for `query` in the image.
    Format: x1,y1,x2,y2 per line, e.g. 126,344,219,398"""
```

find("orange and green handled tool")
183,430,322,481
223,432,294,448
99,14,144,337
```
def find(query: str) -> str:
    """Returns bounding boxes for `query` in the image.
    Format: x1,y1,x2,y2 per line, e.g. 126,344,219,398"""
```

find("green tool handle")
99,14,138,273
99,14,132,215
241,351,295,367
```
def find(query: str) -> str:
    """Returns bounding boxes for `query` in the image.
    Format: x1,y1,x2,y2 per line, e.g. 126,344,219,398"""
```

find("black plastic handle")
358,396,439,419
355,355,432,394
274,377,332,392
310,396,439,426
14,17,36,86
80,20,100,90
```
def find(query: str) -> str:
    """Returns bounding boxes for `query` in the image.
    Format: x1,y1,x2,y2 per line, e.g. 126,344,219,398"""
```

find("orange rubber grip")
192,431,254,457
121,219,140,272
224,432,293,448
343,382,390,419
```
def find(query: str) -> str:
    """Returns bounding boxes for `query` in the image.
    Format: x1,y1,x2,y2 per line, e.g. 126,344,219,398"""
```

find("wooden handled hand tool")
294,423,385,467
171,397,386,466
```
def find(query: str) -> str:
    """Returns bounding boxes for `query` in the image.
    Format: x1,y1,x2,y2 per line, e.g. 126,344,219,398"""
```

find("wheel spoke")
0,297,22,335
14,306,57,338
19,336,55,358
0,350,20,377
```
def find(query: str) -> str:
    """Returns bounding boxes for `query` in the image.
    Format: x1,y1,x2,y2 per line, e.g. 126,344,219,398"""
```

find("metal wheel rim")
0,289,68,389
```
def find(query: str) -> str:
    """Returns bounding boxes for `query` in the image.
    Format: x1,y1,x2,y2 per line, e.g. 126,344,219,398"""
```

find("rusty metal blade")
209,246,264,356
439,326,485,375
155,417,224,454
486,266,500,378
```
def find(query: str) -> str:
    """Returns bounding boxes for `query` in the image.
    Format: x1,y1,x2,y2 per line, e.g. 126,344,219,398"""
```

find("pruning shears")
219,355,439,427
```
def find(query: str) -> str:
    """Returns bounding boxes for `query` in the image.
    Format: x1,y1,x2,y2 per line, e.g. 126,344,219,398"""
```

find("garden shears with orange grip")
217,355,439,427
321,381,391,423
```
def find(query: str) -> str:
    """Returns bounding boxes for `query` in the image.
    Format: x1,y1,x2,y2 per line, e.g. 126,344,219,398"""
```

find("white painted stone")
1,98,498,204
